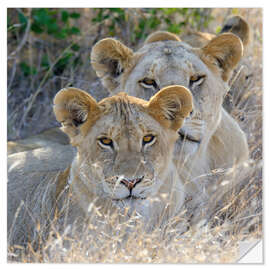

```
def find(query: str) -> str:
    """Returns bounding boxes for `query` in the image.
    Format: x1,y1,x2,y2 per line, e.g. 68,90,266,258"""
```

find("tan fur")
7,127,69,155
147,85,193,131
145,29,243,79
8,86,193,247
55,166,71,199
91,25,249,204
198,33,243,81
181,31,215,48
7,141,40,155
220,15,250,48
54,87,101,143
91,38,135,91
145,31,181,44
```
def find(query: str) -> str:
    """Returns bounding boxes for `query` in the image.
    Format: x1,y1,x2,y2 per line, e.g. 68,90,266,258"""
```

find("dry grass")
7,211,242,263
7,8,262,263
7,160,261,263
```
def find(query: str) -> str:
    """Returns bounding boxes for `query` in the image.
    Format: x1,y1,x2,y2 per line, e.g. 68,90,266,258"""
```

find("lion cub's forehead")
98,92,148,119
95,93,154,137
99,92,147,110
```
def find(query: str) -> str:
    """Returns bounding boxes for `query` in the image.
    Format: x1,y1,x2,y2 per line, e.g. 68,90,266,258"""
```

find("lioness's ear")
147,85,193,131
144,31,181,44
220,15,250,48
199,33,243,81
53,88,100,142
91,38,134,93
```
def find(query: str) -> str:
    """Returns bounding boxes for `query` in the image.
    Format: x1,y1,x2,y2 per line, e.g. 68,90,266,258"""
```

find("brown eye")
189,74,206,87
98,137,113,147
139,78,158,89
143,78,155,85
142,135,155,145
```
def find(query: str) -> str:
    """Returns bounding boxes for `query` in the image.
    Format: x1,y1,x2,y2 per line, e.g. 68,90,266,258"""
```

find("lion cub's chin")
112,194,164,222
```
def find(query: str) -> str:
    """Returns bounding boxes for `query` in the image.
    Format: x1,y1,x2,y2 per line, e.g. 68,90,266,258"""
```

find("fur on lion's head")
91,33,243,94
54,86,192,206
91,31,244,149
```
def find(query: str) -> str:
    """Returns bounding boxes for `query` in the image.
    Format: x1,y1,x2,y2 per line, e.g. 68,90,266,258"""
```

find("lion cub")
8,85,192,247
54,85,192,222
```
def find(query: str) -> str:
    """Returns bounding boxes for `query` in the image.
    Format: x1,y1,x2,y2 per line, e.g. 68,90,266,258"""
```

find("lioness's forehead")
137,41,204,70
139,41,192,58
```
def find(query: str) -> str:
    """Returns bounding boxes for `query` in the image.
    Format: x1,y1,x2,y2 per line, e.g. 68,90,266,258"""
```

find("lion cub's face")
54,86,192,202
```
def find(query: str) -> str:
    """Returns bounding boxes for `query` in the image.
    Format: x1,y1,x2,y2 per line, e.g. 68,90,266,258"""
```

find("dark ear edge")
220,15,250,48
147,85,193,131
53,88,100,140
91,38,134,92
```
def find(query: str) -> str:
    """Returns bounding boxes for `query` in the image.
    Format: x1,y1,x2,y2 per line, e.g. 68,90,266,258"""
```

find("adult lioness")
91,31,249,193
8,85,192,247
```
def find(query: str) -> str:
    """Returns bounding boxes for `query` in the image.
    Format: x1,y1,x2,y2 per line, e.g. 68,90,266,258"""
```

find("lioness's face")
123,41,226,143
54,85,192,202
91,33,243,146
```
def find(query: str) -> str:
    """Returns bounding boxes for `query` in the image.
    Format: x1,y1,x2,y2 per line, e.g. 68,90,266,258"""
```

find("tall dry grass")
7,8,262,263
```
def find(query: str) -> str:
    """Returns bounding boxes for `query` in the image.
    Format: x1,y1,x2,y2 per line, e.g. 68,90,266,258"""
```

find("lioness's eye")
139,78,158,89
142,135,155,146
189,74,206,87
98,137,113,147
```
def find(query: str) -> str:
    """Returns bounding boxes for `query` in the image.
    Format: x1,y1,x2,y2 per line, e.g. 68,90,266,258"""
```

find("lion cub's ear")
91,38,134,93
53,88,100,142
199,33,243,82
147,85,193,131
144,31,181,44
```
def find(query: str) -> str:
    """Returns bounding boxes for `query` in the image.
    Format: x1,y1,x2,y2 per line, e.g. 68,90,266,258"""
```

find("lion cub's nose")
120,176,144,191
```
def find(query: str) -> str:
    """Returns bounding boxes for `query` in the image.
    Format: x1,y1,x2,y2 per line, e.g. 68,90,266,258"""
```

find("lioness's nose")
120,176,144,191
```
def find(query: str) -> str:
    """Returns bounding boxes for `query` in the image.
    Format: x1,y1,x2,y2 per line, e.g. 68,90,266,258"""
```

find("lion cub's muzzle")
120,176,144,194
105,174,149,200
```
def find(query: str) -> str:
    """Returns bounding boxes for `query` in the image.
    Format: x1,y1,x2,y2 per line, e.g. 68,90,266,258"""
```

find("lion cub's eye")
142,135,156,146
189,74,206,87
139,78,159,89
98,137,113,148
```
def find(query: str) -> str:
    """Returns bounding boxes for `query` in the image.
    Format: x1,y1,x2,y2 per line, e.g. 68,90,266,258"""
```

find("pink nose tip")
120,176,144,191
